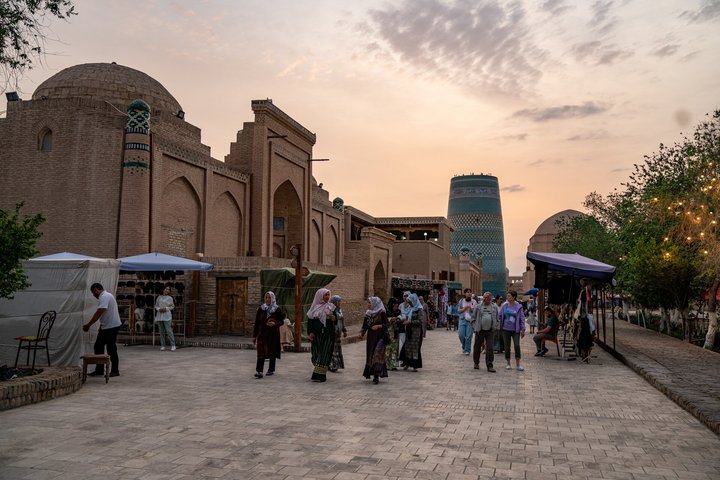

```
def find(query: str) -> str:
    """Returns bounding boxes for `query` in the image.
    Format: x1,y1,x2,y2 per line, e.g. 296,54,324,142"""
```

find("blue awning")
527,252,615,283
118,252,214,271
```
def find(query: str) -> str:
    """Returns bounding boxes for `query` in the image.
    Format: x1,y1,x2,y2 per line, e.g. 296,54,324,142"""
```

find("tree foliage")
553,211,621,267
0,0,76,90
0,202,45,299
555,110,720,344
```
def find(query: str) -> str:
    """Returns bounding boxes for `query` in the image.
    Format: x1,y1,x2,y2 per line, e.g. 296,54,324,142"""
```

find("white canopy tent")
0,256,120,367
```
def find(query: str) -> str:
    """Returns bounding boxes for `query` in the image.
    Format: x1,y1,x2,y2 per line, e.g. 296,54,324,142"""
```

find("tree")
0,202,45,299
0,0,76,91
553,211,621,267
626,110,720,346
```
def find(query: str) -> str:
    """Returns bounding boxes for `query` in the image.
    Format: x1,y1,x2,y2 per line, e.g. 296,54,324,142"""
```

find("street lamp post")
290,244,302,352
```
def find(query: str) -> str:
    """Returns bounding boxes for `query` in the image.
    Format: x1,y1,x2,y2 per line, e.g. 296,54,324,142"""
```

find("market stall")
527,252,617,359
117,253,214,346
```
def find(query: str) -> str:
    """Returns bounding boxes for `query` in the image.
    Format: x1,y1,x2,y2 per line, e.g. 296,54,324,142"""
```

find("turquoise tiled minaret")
447,174,507,296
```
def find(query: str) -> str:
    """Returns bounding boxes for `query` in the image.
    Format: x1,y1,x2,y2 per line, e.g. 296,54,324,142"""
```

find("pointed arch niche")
160,176,202,257
373,260,387,299
324,225,338,266
272,180,302,259
207,191,242,256
310,220,321,264
38,127,53,152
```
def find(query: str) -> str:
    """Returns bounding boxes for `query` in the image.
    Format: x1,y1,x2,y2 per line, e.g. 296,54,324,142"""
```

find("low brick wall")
0,367,82,411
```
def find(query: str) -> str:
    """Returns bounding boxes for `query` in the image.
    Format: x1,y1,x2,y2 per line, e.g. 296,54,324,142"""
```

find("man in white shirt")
457,288,477,355
83,283,122,377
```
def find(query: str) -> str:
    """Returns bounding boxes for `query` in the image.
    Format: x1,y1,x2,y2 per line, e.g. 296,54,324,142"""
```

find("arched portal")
373,260,387,300
272,181,302,258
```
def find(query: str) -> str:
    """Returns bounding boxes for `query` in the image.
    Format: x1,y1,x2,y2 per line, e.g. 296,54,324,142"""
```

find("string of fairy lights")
647,165,720,261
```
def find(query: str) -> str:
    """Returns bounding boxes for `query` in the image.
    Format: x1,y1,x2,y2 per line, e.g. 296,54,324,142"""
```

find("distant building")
447,174,507,296
0,62,478,334
522,209,583,292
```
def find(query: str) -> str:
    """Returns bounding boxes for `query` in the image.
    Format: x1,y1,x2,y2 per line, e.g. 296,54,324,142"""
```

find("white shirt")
155,295,174,322
458,297,477,321
97,290,122,329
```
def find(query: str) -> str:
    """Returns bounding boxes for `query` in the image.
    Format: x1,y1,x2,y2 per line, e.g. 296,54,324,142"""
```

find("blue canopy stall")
527,252,618,356
116,253,214,346
118,252,214,272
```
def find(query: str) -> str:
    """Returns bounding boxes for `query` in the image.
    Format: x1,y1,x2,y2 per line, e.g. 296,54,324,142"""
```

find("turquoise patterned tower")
447,174,507,296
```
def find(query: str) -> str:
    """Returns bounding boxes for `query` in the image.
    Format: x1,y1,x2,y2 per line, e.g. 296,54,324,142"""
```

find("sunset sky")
2,0,719,274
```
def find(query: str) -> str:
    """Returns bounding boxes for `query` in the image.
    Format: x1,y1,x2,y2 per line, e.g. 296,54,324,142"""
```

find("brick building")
0,62,478,334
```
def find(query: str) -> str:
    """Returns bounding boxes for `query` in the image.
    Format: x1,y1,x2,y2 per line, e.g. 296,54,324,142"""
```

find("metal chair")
14,311,57,369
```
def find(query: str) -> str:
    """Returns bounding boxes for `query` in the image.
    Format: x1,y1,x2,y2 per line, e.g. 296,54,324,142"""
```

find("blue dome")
128,99,151,113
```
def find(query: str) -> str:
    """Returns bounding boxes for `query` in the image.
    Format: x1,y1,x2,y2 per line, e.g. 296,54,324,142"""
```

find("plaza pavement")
1,327,720,480
596,318,720,435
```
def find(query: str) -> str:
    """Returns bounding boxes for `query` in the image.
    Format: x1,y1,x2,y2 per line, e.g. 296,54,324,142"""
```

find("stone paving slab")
2,329,720,479
596,319,720,435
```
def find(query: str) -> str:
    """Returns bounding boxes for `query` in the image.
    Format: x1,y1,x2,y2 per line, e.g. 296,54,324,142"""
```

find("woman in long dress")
385,298,401,371
329,295,347,372
360,296,389,384
306,288,336,382
398,293,424,371
253,291,285,378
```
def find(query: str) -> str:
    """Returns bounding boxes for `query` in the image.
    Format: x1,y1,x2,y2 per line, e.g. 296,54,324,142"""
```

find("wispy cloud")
570,40,632,65
501,184,525,192
362,0,547,96
680,0,720,23
540,0,572,16
589,0,618,35
566,130,610,141
652,44,680,57
527,158,563,167
610,167,631,172
278,57,308,78
499,133,529,142
512,102,609,122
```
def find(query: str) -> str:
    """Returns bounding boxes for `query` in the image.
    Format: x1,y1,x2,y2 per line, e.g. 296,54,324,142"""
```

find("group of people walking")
454,288,562,371
251,286,563,382
252,288,426,384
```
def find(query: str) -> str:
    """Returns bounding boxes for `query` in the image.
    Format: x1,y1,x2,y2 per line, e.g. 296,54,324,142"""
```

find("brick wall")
0,98,126,258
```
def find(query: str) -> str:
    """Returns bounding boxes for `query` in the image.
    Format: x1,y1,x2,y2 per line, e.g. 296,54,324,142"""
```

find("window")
39,128,53,152
273,216,285,231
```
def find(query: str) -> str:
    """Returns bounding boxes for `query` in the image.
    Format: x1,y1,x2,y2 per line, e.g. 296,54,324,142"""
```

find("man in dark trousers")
83,283,121,377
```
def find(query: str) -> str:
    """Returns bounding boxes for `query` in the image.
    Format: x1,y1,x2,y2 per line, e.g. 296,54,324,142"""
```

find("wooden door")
217,278,248,335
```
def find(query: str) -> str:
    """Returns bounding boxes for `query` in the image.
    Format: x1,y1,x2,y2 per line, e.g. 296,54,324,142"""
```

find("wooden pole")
292,244,303,352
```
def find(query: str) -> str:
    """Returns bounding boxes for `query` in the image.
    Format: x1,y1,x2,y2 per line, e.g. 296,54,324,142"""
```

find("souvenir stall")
527,252,617,361
117,253,214,346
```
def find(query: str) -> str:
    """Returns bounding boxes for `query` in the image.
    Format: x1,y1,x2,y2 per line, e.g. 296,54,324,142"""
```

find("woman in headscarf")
328,295,347,372
398,293,424,371
360,296,389,384
253,291,285,378
306,288,336,382
385,298,401,371
397,291,411,365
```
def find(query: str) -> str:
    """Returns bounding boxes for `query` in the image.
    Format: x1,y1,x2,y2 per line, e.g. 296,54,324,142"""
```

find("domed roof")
534,209,583,236
32,62,182,113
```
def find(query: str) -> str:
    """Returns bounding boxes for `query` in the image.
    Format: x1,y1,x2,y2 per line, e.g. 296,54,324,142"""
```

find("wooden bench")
80,354,110,384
